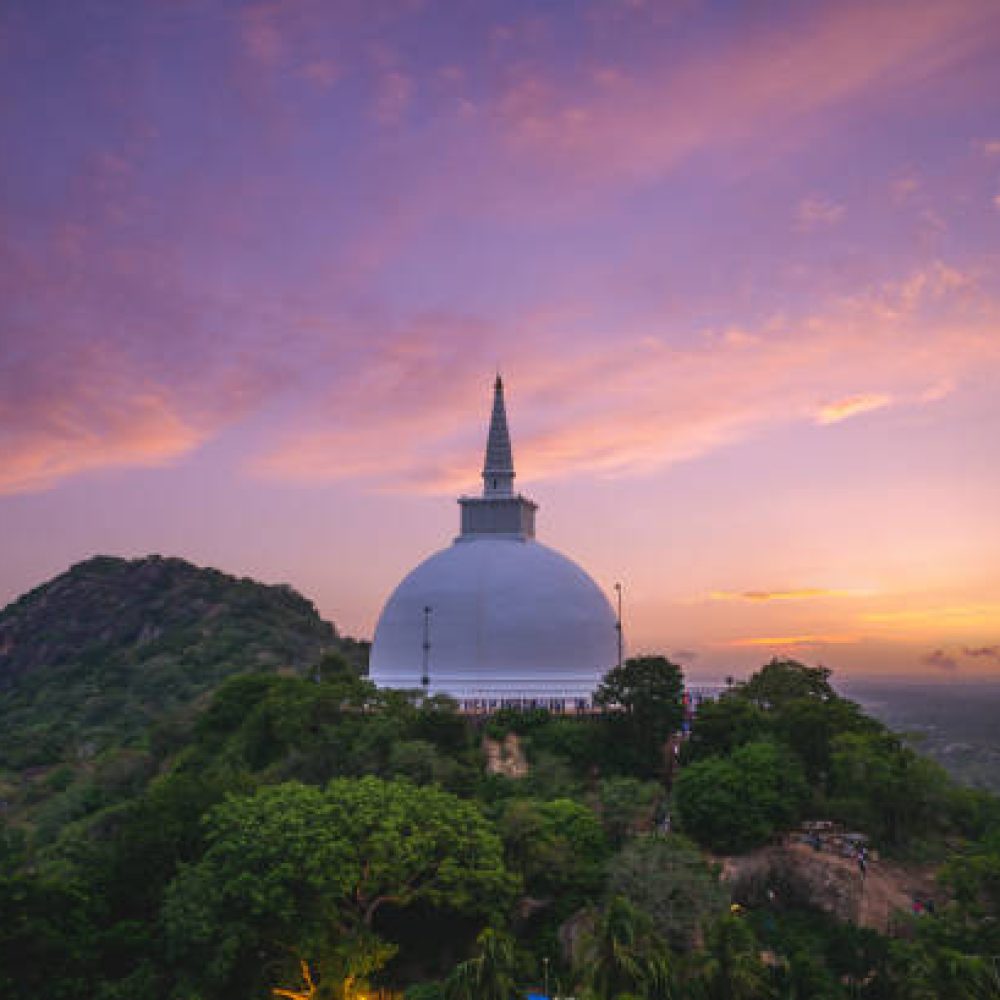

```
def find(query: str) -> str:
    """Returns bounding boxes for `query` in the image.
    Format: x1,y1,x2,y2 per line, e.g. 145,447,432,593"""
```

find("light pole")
614,582,623,669
543,956,549,998
421,605,432,693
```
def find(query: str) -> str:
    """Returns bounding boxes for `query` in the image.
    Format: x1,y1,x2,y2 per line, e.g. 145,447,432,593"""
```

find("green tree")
939,831,1000,955
597,777,663,847
0,870,98,1000
164,777,513,998
499,797,608,901
770,695,878,790
883,939,997,1000
595,656,685,778
443,927,518,1000
674,742,808,853
828,731,951,848
576,896,673,1000
771,949,840,1000
694,915,773,1000
314,650,361,683
387,739,458,786
607,835,728,951
683,696,771,764
737,659,835,711
405,983,445,1000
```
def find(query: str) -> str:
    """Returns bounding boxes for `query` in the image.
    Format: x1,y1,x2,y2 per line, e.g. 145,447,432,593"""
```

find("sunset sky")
2,0,1000,681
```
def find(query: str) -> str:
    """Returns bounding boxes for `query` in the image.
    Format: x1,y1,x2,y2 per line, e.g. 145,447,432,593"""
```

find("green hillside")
2,564,998,1000
0,555,363,771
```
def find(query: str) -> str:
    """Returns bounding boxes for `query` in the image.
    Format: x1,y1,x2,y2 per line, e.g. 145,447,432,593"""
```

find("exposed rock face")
722,841,940,933
483,731,529,778
0,555,351,768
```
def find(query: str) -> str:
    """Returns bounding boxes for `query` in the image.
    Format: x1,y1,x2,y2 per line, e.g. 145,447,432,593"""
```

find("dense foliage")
594,655,685,777
164,777,512,998
679,660,977,855
674,740,809,852
2,563,999,1000
0,556,365,771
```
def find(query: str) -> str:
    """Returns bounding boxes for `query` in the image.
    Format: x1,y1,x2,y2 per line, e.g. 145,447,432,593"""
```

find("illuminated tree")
164,777,512,998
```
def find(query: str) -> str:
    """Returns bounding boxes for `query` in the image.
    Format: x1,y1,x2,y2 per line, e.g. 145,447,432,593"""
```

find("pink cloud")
0,342,282,494
239,3,288,67
251,259,1000,492
373,70,414,125
0,348,205,495
890,172,921,204
0,213,287,495
489,1,1000,187
796,195,845,229
299,59,341,89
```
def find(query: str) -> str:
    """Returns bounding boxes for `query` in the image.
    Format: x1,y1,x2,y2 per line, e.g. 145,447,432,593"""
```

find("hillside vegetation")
1,562,998,1000
0,553,364,770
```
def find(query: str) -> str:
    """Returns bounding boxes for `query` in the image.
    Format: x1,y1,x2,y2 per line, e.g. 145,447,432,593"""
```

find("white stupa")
369,376,619,705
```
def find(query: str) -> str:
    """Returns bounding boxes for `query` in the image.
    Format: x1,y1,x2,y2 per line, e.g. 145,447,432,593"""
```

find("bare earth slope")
722,841,939,933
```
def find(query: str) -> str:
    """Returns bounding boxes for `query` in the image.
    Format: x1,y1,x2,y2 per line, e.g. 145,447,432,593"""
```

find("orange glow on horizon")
726,635,861,648
708,588,872,602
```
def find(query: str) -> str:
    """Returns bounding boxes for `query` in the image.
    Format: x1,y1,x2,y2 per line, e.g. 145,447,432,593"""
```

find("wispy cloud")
923,648,959,671
796,196,845,229
252,260,1000,492
863,605,1000,626
815,393,893,425
919,645,1000,673
709,588,865,602
0,219,285,495
373,70,414,125
964,645,1000,661
490,0,1000,189
890,173,921,204
0,351,207,495
727,634,859,648
299,59,341,89
240,4,286,67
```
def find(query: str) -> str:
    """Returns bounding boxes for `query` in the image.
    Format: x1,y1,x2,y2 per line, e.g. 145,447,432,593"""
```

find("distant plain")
842,680,1000,794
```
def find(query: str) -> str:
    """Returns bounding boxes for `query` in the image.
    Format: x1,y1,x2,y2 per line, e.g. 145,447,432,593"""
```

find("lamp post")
614,582,623,669
543,956,549,998
421,605,432,693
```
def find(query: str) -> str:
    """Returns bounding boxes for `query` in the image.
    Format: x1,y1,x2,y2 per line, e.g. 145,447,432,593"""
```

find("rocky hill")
722,841,940,935
0,555,360,770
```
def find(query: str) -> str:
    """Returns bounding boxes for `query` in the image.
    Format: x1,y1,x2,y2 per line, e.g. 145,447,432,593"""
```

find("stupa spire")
482,374,514,497
458,375,536,540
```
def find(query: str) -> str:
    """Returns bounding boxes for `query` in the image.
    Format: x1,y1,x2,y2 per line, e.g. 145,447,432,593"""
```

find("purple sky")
2,0,1000,680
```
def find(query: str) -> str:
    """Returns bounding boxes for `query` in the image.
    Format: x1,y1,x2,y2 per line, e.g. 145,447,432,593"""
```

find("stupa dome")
369,377,619,704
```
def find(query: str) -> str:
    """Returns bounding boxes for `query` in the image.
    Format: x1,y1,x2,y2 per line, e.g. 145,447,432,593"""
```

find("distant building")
369,376,619,707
